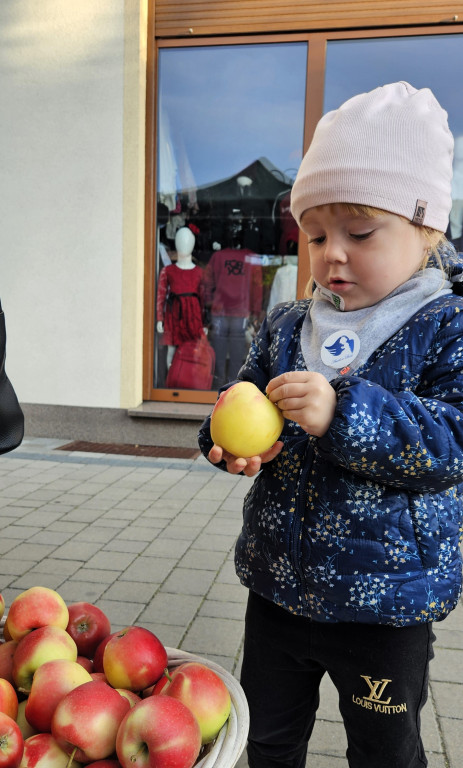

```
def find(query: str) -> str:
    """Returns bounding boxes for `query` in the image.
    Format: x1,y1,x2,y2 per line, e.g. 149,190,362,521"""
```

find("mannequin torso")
156,228,207,363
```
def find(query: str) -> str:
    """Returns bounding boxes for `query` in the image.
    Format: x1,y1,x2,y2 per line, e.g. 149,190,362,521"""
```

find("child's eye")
308,235,325,245
351,230,374,240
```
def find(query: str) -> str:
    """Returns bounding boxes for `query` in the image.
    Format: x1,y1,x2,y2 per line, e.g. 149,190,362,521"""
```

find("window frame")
143,23,462,403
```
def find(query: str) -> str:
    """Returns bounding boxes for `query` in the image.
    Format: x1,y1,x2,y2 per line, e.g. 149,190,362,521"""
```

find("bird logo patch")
320,330,360,369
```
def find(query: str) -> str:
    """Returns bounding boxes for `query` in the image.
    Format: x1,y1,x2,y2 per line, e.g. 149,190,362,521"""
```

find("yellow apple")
210,381,284,458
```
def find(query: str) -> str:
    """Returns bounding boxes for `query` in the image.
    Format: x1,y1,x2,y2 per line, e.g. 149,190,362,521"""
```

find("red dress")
156,264,204,345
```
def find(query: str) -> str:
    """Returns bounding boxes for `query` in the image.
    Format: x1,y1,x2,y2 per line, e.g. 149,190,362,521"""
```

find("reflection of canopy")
194,157,293,204
189,158,296,255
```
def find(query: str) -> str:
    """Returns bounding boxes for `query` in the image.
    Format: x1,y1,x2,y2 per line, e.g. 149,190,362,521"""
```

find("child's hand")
208,441,284,477
266,371,336,437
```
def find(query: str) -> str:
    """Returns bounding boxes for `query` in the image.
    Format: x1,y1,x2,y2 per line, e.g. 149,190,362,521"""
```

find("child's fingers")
209,444,247,473
268,383,310,405
242,457,262,476
267,371,311,394
209,442,283,477
208,444,224,464
260,440,284,462
227,456,251,474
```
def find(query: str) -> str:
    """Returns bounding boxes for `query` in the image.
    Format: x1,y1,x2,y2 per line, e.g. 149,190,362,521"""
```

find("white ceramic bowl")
165,647,249,768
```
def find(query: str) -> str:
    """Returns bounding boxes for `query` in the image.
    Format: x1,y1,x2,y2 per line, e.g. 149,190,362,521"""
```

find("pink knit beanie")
290,81,454,233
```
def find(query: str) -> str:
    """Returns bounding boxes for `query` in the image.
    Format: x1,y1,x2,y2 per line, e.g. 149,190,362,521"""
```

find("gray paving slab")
179,548,227,571
0,437,461,768
159,567,217,597
69,567,122,584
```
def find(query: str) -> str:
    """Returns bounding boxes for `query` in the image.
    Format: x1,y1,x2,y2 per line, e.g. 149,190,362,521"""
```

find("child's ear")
420,227,443,258
426,229,443,249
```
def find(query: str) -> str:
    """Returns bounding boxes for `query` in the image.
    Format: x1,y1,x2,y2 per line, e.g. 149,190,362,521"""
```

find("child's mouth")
329,278,351,292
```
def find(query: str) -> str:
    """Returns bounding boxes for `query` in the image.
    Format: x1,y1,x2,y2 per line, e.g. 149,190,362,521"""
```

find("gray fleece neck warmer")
300,267,451,381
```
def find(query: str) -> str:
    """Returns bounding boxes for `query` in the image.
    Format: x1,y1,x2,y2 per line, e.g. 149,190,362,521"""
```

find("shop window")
154,42,307,392
325,34,463,249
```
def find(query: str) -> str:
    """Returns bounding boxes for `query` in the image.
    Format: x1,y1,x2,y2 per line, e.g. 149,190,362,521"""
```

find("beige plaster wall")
0,0,147,409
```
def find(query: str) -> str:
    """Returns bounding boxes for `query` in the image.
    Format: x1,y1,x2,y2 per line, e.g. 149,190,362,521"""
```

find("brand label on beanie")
320,330,360,369
412,200,427,225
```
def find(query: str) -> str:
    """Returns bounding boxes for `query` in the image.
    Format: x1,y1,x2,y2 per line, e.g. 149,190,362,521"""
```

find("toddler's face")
300,204,429,311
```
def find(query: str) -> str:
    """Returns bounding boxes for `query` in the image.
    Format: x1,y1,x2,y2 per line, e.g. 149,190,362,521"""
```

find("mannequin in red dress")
156,227,206,367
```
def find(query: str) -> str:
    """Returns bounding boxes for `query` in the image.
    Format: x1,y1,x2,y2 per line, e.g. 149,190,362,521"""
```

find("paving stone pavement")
0,437,461,768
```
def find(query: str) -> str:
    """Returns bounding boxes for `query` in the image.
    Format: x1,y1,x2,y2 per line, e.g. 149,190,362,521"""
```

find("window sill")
128,401,212,421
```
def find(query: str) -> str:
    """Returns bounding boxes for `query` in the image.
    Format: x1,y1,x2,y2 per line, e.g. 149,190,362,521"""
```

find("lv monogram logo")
353,675,406,714
360,676,392,704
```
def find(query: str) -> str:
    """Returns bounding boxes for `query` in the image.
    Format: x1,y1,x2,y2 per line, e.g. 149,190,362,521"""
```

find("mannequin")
157,228,196,336
203,243,263,388
156,227,206,369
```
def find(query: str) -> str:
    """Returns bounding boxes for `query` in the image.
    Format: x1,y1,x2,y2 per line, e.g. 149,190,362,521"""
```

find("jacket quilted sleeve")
317,299,463,493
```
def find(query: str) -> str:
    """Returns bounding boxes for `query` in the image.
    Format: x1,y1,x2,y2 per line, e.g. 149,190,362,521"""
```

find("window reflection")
325,34,463,250
155,43,307,391
451,136,463,251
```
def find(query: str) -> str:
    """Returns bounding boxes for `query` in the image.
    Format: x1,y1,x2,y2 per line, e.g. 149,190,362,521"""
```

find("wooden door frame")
143,21,463,403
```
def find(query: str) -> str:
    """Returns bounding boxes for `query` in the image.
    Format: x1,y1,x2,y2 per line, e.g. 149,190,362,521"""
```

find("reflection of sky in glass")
158,43,307,189
325,35,463,136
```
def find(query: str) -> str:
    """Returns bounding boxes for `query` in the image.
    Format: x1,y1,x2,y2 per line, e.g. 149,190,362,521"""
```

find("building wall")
0,0,147,410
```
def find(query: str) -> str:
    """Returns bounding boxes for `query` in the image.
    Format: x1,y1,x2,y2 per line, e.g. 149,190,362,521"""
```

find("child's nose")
323,237,348,263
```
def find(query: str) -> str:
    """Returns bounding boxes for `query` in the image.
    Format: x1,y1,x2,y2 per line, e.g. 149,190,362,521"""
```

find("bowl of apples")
0,587,249,768
165,647,249,768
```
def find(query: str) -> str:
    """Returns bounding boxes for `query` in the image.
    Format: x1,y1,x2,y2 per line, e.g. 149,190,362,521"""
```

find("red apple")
15,702,37,741
0,642,19,686
76,656,93,673
66,603,111,659
150,672,171,696
19,733,81,768
116,696,201,768
90,672,107,683
86,762,122,768
162,662,231,744
103,627,167,692
0,681,18,722
0,595,5,623
92,633,117,673
51,680,130,763
7,588,68,642
0,712,23,768
25,658,92,733
12,626,78,694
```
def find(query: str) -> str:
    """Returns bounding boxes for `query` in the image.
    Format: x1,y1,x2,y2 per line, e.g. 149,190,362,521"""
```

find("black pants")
240,591,434,768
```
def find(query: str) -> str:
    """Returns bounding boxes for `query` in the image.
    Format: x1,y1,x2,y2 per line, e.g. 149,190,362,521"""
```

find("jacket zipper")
289,441,313,613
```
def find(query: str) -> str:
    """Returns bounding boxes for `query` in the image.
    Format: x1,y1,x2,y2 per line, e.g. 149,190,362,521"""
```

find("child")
198,82,463,768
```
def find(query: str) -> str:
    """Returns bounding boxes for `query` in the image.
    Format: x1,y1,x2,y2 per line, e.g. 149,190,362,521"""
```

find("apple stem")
66,746,77,768
130,744,148,763
164,667,172,683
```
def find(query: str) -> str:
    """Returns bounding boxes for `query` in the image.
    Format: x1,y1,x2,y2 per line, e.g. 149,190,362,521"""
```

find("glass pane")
325,35,463,249
155,42,307,391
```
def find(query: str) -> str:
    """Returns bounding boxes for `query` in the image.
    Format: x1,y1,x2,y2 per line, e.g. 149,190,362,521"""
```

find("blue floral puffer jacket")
198,251,463,626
